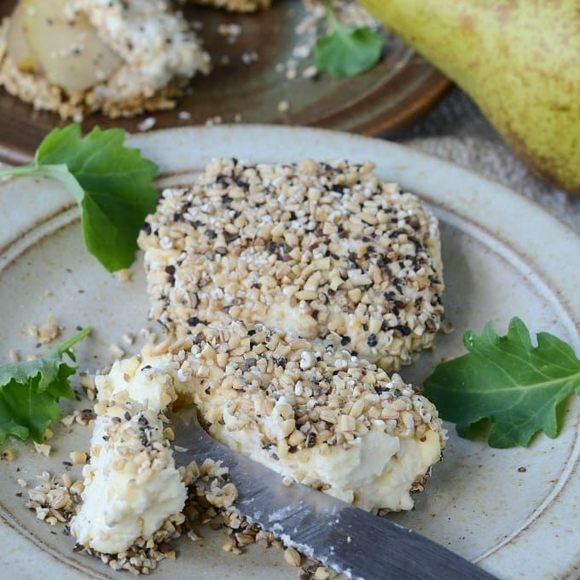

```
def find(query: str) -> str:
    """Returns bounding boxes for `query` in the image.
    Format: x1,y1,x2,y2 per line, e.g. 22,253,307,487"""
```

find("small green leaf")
314,5,383,78
0,328,90,443
424,318,580,448
0,125,159,272
36,125,159,272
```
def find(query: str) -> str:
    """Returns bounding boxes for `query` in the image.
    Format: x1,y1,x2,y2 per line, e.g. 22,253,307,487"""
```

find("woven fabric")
400,88,580,234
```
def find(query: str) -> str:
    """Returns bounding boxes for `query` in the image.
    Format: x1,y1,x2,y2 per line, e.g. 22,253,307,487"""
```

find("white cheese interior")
71,356,186,554
73,349,443,554
94,354,178,413
215,407,441,511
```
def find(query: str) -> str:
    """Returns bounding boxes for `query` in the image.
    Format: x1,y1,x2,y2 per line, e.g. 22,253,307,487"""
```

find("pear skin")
360,0,580,195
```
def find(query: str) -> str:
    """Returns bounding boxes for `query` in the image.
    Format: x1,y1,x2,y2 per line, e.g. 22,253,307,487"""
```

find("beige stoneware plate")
0,126,578,580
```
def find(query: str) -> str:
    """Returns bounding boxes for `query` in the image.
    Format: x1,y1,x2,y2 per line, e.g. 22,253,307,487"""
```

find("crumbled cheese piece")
71,403,186,554
71,355,185,554
0,0,210,120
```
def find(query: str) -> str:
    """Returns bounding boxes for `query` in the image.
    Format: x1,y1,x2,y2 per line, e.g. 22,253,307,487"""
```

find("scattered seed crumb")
8,349,20,363
277,100,290,113
70,480,85,496
314,566,332,580
109,343,125,360
178,111,192,121
61,473,73,489
302,65,318,79
217,23,242,44
70,451,88,466
292,45,310,59
241,51,259,64
25,471,78,527
441,319,454,334
77,408,96,427
44,428,54,441
61,412,78,427
80,374,97,400
1,448,15,462
518,466,527,473
25,313,61,345
284,547,302,567
122,332,136,346
17,478,28,488
115,269,133,283
138,117,157,132
205,116,223,127
34,443,52,457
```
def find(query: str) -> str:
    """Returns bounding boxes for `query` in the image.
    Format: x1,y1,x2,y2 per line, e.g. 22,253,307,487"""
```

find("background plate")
0,0,449,164
0,126,578,579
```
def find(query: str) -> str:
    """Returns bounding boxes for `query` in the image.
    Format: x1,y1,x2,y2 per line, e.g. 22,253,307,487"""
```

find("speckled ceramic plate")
0,126,578,580
0,0,449,164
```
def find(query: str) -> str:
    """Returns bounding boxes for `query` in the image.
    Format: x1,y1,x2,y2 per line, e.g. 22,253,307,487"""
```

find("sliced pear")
22,0,123,92
6,1,40,73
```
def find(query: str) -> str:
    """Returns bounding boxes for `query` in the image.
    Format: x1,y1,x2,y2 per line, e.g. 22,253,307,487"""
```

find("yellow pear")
360,0,580,195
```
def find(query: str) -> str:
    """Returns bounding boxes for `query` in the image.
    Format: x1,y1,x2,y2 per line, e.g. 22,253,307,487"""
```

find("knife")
171,408,496,580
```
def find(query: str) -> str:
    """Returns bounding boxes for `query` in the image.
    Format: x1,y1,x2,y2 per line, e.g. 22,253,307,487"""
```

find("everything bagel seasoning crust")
68,159,447,566
140,158,445,371
159,323,446,512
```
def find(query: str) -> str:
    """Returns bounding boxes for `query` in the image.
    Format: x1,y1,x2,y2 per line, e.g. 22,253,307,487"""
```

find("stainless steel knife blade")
171,409,496,580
